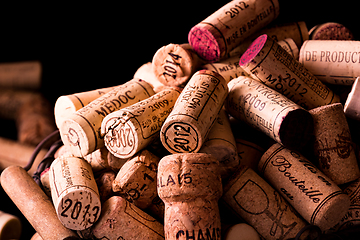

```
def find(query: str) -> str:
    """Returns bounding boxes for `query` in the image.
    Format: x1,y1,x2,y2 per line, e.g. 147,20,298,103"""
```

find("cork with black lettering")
222,165,308,240
258,143,351,231
160,70,228,154
226,76,314,151
239,34,339,109
152,43,203,87
188,0,279,62
59,78,155,157
49,156,101,230
158,153,222,240
309,103,360,185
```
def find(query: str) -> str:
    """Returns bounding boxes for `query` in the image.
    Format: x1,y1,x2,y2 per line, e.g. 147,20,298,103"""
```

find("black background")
0,1,359,239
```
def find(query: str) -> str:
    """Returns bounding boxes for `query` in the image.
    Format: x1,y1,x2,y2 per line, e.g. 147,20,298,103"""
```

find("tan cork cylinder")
228,21,308,58
299,40,360,85
199,109,240,179
258,143,351,230
106,151,128,171
49,156,101,230
224,223,260,240
59,79,155,157
239,34,339,110
96,171,116,203
0,166,80,240
277,38,299,59
0,61,41,90
344,77,360,120
222,165,308,240
202,55,250,83
226,76,314,150
54,85,117,128
0,136,46,176
158,153,222,240
152,43,203,87
160,70,228,154
0,210,22,240
235,138,265,171
92,196,165,240
112,149,161,210
188,0,279,62
16,93,56,146
309,103,360,185
309,22,354,40
134,62,165,92
101,88,180,159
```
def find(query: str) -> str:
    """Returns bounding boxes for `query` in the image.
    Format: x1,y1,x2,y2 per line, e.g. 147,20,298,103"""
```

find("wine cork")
299,40,360,85
83,147,110,173
344,77,360,120
0,136,47,176
112,149,160,209
239,34,339,109
158,153,222,240
92,196,165,239
309,22,354,40
0,166,80,240
0,211,21,240
188,0,279,62
134,62,165,92
224,223,260,240
309,103,360,185
152,43,203,87
59,78,155,157
222,165,308,240
226,76,314,151
277,38,299,59
199,109,240,179
0,61,41,90
96,171,117,203
40,167,51,197
102,88,180,159
160,70,228,154
107,151,128,171
16,93,57,146
258,143,351,230
201,55,250,83
228,21,308,58
54,85,117,128
49,156,101,230
235,138,265,171
30,232,43,240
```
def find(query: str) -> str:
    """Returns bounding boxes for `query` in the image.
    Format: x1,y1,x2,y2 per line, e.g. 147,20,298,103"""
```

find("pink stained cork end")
239,34,268,66
188,25,221,62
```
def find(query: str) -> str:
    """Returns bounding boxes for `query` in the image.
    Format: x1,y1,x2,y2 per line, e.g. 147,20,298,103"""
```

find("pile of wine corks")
3,0,360,239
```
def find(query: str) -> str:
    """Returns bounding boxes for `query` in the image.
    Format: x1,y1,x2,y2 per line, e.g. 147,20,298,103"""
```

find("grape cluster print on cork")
2,1,360,239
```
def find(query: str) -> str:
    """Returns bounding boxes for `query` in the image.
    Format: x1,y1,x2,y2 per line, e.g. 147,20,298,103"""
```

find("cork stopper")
0,211,22,240
344,77,360,120
309,22,354,40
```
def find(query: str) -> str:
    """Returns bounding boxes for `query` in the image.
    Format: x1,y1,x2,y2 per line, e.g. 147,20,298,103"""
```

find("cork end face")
310,22,354,40
188,25,221,62
239,34,268,67
279,109,314,151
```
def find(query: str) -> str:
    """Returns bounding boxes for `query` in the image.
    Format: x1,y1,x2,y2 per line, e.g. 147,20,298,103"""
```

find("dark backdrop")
0,1,358,239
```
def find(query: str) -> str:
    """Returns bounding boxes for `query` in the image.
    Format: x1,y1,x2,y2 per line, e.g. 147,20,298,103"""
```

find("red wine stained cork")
344,77,360,120
152,43,203,87
134,62,165,92
59,79,155,157
0,210,22,240
309,22,354,40
199,109,240,179
160,70,228,154
299,40,360,85
188,0,279,62
49,156,101,230
0,61,41,90
239,34,339,109
92,196,165,240
158,153,222,240
222,165,308,240
226,76,314,151
258,143,351,231
0,166,80,240
102,88,180,159
112,149,161,210
309,103,360,185
228,21,308,58
54,85,117,128
201,55,250,83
